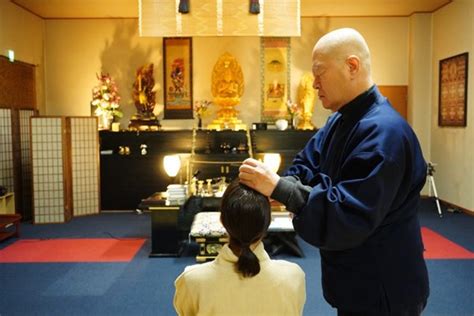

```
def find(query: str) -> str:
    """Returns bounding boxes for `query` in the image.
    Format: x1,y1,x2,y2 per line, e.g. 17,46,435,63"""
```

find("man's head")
312,28,374,112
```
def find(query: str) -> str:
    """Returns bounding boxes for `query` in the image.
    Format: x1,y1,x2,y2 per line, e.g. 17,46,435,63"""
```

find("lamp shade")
263,153,281,173
163,155,181,177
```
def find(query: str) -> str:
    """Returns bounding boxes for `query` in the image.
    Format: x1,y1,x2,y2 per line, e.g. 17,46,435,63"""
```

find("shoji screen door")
68,117,100,217
31,117,71,224
31,116,100,224
0,108,14,193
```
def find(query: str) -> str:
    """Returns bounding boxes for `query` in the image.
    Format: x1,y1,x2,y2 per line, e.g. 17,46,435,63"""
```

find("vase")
289,115,297,130
99,113,113,130
197,117,202,130
111,122,120,132
275,119,288,131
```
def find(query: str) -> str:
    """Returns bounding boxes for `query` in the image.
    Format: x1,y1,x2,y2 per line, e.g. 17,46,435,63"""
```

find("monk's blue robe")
272,85,429,312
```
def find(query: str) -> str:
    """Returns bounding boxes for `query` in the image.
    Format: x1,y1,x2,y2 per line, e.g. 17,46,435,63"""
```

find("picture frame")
260,37,291,123
163,37,193,119
438,52,468,127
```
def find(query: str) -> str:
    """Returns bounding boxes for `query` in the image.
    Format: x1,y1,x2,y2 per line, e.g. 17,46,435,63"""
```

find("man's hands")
239,158,280,197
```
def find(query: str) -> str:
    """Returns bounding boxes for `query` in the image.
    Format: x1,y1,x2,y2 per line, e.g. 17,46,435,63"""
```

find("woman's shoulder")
266,259,305,277
263,260,306,294
176,262,215,283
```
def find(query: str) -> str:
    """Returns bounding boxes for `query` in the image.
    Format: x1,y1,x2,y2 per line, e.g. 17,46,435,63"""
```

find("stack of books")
166,184,187,205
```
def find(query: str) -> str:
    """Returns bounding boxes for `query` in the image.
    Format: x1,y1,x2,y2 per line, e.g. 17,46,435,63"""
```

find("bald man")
240,28,429,315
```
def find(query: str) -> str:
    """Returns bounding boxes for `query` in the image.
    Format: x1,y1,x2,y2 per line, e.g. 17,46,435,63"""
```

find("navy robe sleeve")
272,118,424,251
299,151,402,250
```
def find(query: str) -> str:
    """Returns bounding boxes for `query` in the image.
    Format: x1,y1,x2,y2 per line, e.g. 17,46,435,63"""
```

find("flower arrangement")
90,72,123,121
286,99,301,128
194,100,212,118
194,100,212,129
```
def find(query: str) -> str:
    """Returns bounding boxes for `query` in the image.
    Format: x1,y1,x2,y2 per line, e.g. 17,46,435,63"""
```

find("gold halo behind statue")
207,52,246,130
297,72,316,130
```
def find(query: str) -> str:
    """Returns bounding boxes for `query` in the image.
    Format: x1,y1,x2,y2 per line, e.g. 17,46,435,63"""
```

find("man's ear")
346,55,360,77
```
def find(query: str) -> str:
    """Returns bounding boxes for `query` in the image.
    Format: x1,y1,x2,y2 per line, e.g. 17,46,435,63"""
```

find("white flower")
91,72,123,119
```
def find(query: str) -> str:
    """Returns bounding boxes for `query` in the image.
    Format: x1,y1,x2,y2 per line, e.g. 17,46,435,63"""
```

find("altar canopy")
139,0,301,37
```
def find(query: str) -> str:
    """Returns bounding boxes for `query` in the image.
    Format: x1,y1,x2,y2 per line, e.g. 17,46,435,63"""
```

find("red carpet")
0,230,471,262
421,227,474,259
0,238,146,263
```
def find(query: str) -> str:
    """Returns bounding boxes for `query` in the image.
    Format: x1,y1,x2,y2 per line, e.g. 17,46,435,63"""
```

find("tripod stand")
427,162,443,218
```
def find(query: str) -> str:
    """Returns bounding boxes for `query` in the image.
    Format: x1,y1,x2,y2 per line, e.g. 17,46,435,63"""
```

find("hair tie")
240,241,251,248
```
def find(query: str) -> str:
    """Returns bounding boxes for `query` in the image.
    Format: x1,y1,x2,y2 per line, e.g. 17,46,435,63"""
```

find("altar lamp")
163,155,181,183
263,153,281,174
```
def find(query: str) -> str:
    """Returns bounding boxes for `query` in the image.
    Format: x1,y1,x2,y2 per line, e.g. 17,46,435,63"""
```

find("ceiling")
11,0,452,19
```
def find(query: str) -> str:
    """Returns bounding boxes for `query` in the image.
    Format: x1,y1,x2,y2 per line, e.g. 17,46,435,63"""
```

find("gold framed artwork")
163,37,193,119
260,37,291,123
438,52,468,127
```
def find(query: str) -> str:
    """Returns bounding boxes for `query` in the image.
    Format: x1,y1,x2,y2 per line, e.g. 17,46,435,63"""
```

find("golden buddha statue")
297,72,316,130
208,52,246,130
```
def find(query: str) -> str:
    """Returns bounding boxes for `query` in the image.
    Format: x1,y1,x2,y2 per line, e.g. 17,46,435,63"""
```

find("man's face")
312,52,349,112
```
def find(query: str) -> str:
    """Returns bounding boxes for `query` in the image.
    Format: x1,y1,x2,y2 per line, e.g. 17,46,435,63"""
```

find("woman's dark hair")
220,180,271,278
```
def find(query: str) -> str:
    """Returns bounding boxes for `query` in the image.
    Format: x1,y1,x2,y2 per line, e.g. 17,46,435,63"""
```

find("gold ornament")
129,64,161,131
208,52,246,130
297,72,316,130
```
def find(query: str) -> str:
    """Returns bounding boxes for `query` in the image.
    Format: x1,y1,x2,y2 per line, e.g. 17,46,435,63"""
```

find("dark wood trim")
0,55,37,68
378,85,408,120
440,198,474,217
0,56,37,110
10,0,43,19
63,117,73,222
422,195,474,216
11,109,21,214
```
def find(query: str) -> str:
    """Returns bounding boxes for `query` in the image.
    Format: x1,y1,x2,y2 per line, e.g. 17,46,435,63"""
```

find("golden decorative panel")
261,37,291,123
139,0,300,37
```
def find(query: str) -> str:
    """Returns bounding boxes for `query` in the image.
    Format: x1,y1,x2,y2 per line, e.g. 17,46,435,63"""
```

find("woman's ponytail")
220,180,271,278
236,243,260,277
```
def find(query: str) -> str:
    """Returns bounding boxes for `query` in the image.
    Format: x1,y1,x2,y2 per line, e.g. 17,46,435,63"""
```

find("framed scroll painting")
438,52,468,127
163,37,193,119
260,37,291,123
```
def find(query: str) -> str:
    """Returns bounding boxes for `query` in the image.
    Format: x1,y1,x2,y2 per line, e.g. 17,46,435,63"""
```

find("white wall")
42,17,410,131
432,0,474,210
44,19,162,122
0,0,45,112
298,17,409,128
408,14,433,195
